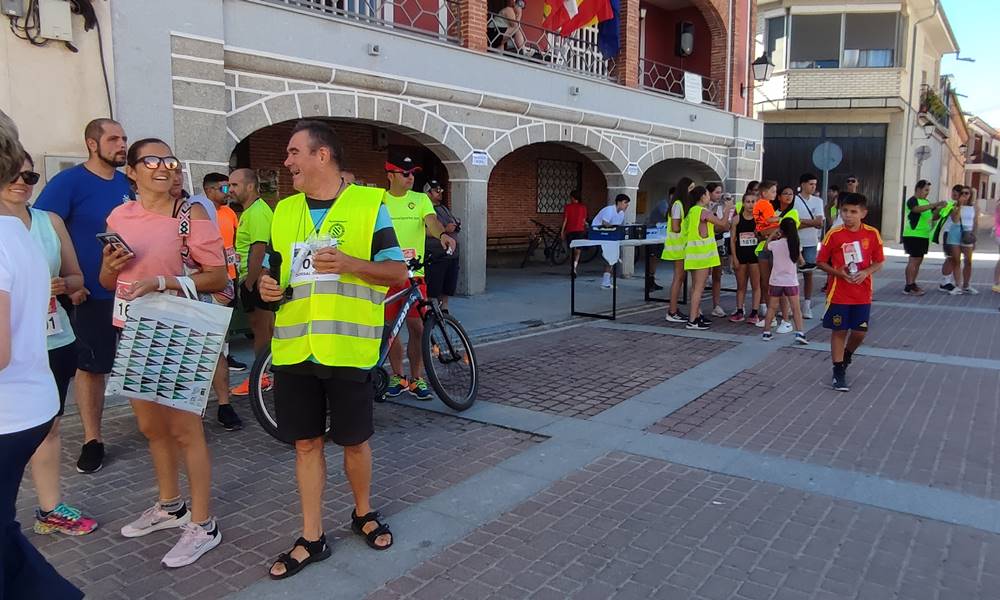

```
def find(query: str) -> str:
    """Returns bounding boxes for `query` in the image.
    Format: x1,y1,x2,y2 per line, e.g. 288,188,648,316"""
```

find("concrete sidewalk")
22,255,1000,599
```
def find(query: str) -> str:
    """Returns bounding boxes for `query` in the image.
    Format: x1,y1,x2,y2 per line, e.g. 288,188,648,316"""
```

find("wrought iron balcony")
639,58,720,107
486,15,615,81
260,0,462,44
971,151,999,169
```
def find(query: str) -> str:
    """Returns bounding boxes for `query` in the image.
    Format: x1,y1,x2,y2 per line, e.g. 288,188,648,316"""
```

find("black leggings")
0,420,82,599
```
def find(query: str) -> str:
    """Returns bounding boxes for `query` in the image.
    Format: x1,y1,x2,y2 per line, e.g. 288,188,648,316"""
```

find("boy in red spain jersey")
816,193,884,392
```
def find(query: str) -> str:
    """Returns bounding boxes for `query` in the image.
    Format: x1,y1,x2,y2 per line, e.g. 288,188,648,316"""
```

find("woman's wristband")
157,276,167,291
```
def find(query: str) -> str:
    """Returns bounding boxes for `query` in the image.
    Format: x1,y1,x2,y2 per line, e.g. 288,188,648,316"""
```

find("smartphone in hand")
96,232,135,256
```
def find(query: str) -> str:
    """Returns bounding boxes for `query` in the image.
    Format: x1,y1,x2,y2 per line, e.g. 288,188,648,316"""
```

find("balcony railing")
486,15,614,81
919,84,950,129
639,58,720,107
971,151,999,169
261,0,462,44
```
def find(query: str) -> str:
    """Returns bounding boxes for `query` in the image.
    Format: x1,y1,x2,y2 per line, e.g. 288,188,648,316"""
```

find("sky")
940,0,1000,127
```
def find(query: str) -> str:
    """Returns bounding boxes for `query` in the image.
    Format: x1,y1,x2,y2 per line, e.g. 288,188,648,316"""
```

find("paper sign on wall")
471,151,488,166
684,72,703,104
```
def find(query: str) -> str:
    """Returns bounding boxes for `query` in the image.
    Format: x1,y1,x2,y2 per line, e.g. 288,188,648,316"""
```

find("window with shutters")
536,159,582,213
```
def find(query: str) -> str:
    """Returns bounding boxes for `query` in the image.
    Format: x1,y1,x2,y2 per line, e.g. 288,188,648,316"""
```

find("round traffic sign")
812,141,843,171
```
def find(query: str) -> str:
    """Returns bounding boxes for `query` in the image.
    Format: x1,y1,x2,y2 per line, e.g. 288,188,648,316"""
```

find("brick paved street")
17,258,1000,600
19,404,543,599
476,327,735,417
369,452,1000,600
648,348,1000,499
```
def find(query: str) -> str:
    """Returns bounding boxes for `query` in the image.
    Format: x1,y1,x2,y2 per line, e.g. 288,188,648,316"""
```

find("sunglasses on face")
388,169,417,177
847,179,857,183
136,155,180,170
10,171,40,185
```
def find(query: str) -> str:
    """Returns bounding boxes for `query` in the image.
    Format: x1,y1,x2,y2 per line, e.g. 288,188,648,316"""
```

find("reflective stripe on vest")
270,188,388,369
683,205,720,269
274,321,383,340
660,200,686,260
903,198,933,238
290,279,387,304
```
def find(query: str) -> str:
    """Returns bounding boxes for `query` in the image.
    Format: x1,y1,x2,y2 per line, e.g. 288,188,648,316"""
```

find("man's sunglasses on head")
10,171,40,185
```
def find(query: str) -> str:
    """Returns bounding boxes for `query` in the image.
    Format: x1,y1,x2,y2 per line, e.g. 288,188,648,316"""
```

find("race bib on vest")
291,241,340,285
46,297,62,336
739,232,757,247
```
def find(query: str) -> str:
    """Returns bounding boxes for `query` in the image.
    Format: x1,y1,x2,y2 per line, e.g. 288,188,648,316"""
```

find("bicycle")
248,255,479,444
520,219,569,267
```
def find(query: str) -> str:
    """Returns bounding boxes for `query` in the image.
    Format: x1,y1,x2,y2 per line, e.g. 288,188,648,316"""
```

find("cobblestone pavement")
476,327,735,417
19,404,543,599
806,304,1000,359
19,259,1000,600
368,452,1000,600
648,347,1000,499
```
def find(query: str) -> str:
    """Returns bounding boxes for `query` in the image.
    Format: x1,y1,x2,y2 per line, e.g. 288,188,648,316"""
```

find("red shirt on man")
564,202,587,233
817,224,884,305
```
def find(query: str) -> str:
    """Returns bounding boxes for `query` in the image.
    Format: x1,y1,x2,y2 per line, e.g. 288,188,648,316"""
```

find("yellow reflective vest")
683,205,721,270
270,188,388,368
660,199,687,261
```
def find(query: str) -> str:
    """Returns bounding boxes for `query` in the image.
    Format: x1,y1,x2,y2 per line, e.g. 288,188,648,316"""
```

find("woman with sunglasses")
1,118,84,598
0,153,99,538
99,139,228,568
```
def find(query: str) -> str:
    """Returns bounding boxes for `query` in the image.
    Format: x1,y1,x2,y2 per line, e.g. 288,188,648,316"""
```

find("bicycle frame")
376,264,447,369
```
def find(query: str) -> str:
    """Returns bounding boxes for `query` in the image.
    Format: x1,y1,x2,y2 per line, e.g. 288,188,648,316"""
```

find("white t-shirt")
670,201,683,219
794,194,825,247
592,205,625,227
0,216,59,434
188,194,218,225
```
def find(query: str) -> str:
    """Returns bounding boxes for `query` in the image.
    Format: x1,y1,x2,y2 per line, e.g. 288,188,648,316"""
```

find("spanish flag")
541,0,579,32
558,0,614,37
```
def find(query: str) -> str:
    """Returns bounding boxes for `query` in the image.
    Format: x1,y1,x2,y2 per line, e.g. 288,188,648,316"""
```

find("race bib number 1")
841,241,863,266
113,281,132,328
46,297,62,337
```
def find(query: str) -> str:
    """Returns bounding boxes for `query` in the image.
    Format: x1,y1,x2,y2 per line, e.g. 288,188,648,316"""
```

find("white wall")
0,0,115,183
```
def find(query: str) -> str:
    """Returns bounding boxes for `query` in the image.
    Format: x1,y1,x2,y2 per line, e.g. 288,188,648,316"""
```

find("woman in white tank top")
946,186,979,295
0,153,97,537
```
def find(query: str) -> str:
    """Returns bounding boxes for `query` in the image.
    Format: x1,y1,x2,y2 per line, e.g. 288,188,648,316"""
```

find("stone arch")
486,123,628,188
225,89,472,180
636,143,728,183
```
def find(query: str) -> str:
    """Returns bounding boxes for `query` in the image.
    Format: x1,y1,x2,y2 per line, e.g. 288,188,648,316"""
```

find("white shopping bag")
106,278,233,415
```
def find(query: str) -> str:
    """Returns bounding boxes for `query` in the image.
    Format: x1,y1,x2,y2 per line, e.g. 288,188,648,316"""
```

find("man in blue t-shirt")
34,118,131,475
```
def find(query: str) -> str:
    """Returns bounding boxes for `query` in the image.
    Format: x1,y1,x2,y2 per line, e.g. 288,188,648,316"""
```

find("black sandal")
268,534,332,580
350,510,393,551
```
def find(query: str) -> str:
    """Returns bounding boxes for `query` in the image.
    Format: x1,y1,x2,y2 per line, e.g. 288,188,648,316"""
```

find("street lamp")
923,123,935,138
751,52,775,82
959,143,968,154
742,53,775,97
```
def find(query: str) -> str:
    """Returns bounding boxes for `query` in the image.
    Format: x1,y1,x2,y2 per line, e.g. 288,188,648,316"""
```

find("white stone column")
449,174,489,295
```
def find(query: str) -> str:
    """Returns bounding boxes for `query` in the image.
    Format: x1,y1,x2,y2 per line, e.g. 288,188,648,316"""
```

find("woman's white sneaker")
121,502,191,538
162,521,222,568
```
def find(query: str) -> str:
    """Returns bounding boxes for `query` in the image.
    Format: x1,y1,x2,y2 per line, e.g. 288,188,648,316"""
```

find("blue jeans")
1,419,82,600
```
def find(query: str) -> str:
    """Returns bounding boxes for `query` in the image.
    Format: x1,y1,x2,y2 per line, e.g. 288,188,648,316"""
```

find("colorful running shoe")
33,503,98,536
230,374,271,397
409,377,433,401
386,375,408,397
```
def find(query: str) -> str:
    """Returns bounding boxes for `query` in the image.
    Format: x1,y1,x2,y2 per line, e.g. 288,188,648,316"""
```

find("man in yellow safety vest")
258,120,408,580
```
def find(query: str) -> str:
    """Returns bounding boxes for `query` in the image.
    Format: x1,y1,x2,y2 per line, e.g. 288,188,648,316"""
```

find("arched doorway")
486,141,611,270
637,157,724,216
229,119,453,204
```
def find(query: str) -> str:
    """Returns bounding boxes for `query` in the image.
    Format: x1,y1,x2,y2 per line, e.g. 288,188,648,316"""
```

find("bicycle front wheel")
248,351,288,443
422,313,479,411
